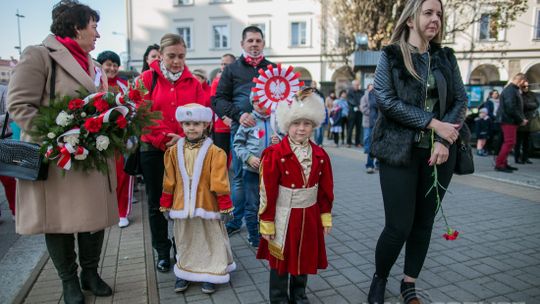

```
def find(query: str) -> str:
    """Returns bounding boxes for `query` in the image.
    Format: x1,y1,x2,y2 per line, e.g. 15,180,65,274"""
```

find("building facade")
126,0,349,90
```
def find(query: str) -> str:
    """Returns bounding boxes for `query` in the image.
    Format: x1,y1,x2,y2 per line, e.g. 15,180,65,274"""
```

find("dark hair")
242,26,264,41
97,51,121,66
142,44,159,72
50,0,100,38
339,90,347,97
222,53,236,61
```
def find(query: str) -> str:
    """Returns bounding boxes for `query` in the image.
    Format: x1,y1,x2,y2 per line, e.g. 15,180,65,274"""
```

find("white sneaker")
118,217,130,228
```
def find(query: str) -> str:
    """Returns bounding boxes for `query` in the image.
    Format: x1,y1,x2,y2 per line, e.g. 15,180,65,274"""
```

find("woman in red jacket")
138,33,205,273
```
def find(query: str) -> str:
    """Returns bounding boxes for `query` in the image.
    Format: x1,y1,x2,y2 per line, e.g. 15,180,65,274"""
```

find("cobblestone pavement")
2,145,540,303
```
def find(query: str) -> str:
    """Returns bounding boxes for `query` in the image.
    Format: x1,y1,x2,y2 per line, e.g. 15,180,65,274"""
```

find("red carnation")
116,115,128,129
93,96,110,112
128,89,142,103
443,229,459,241
84,117,103,133
68,98,85,110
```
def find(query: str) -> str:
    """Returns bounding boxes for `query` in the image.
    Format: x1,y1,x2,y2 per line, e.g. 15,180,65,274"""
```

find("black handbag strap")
49,52,57,100
1,112,8,139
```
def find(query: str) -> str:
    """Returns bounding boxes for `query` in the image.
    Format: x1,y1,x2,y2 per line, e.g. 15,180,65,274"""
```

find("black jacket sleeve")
213,65,242,122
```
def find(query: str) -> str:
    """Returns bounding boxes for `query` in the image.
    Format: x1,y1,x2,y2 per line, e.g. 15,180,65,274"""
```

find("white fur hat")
175,103,213,122
276,88,325,133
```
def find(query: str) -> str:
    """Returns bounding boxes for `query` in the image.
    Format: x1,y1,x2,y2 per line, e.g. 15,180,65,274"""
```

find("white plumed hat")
276,88,325,133
175,103,213,122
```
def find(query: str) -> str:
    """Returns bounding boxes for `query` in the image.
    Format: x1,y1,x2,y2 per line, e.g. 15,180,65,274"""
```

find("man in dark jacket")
347,80,364,147
213,26,275,236
495,73,528,172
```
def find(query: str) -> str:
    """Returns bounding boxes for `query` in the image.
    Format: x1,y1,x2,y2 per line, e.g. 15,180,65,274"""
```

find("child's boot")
269,269,289,304
289,274,309,303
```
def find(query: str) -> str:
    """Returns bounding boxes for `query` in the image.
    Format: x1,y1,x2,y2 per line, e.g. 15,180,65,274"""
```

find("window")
177,26,192,49
479,13,502,41
176,0,193,5
210,0,231,3
535,9,540,40
291,21,307,47
212,24,230,49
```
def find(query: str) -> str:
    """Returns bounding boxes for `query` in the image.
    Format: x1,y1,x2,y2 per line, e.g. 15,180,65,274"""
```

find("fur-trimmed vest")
371,42,467,166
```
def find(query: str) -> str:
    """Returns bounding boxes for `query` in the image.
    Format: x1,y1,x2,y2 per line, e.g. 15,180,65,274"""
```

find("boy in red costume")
257,88,334,303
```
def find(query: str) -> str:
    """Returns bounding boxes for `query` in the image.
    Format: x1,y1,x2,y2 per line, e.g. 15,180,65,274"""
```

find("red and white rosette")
251,64,304,110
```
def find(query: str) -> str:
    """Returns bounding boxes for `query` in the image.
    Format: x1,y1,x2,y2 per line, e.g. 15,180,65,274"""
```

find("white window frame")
534,9,540,40
176,24,193,50
477,12,505,42
289,19,310,48
175,0,193,6
210,0,232,4
210,22,231,50
248,19,271,48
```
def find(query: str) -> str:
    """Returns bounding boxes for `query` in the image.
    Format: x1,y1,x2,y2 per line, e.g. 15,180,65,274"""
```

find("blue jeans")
314,125,325,146
363,127,376,168
226,132,246,230
243,170,261,244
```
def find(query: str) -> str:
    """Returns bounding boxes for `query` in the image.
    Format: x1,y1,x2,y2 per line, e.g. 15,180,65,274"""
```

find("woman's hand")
261,234,275,241
323,227,332,236
428,142,450,166
222,116,232,127
165,133,181,147
428,119,459,144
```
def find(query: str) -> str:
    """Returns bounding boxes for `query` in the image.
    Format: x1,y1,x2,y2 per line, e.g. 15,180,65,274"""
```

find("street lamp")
15,9,25,56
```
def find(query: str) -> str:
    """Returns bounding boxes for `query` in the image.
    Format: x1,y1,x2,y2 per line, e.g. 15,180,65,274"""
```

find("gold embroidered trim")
321,213,332,227
220,207,234,214
159,207,171,212
259,220,275,235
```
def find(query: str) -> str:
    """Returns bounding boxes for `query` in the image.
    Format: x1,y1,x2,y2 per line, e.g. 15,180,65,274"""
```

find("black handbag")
123,145,142,176
0,113,49,180
454,124,474,175
0,56,56,181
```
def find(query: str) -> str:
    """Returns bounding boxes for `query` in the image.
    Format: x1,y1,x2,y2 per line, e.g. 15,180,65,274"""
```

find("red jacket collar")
280,135,325,158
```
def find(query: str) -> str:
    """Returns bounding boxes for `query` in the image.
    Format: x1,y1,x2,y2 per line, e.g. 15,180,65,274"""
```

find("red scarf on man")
243,53,264,68
55,36,90,75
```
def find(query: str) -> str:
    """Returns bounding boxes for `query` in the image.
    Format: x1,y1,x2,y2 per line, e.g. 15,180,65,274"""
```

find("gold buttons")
319,171,322,175
281,158,285,163
285,170,289,175
320,159,324,163
170,88,174,92
291,184,295,188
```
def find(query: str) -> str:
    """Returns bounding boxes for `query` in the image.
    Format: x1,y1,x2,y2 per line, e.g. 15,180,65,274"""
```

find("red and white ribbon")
56,143,88,170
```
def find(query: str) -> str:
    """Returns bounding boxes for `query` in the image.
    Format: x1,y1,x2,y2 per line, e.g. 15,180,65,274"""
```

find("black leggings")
375,146,456,279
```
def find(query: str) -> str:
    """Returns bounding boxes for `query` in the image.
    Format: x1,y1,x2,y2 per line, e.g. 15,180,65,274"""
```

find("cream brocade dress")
173,141,235,284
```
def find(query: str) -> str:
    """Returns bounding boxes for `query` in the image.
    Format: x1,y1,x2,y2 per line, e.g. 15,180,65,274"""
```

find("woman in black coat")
366,0,467,303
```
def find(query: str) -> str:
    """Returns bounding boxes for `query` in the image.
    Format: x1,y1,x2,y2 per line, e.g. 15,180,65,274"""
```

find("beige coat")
7,35,118,235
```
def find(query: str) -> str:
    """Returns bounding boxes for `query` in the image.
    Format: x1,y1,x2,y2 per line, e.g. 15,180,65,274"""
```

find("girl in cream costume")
159,104,235,294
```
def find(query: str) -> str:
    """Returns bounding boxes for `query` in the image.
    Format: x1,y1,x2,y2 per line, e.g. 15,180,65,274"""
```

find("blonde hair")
390,0,444,80
159,33,186,52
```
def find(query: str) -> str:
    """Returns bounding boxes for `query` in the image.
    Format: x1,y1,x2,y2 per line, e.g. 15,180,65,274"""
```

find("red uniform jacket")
256,136,334,275
140,60,206,150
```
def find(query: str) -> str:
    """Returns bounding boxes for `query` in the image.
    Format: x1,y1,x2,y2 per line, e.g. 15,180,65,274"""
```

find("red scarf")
243,54,264,68
55,36,90,75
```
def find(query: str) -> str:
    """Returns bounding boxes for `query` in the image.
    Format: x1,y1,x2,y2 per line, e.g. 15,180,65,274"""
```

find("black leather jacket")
497,83,525,125
371,43,467,166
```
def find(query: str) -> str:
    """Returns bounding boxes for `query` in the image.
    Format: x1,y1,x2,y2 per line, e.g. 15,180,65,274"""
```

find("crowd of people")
1,0,539,304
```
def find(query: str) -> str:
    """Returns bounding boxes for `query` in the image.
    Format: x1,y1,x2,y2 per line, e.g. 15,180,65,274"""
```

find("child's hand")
323,227,332,236
220,212,234,224
271,134,280,145
247,156,261,169
163,211,172,221
261,234,275,241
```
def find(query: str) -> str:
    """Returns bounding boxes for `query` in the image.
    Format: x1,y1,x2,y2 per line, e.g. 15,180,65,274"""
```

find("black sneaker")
495,166,513,173
226,226,240,236
174,279,190,293
201,282,216,294
506,165,518,171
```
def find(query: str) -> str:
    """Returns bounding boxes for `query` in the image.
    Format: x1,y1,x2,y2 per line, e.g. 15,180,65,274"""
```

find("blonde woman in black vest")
367,0,467,303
